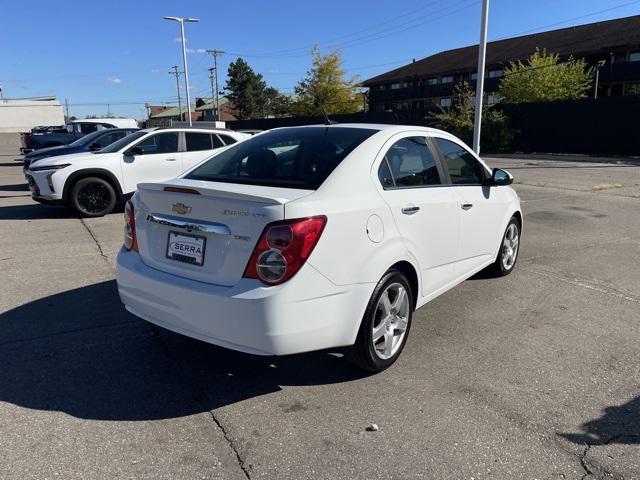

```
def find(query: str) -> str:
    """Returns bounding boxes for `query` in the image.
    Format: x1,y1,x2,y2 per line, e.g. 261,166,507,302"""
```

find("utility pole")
208,67,216,115
164,16,199,126
64,98,69,121
169,65,183,120
206,49,224,121
472,0,489,155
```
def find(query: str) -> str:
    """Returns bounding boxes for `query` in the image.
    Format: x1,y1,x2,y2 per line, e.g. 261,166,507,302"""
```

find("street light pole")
472,0,489,155
594,60,606,99
164,16,199,126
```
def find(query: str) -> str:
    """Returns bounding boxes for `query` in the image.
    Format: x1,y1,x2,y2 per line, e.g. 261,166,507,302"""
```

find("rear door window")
379,137,442,188
186,127,377,189
434,137,487,185
79,123,98,134
185,132,213,151
135,132,179,155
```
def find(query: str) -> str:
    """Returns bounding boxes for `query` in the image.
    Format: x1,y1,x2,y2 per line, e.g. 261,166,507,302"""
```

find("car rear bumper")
116,248,373,356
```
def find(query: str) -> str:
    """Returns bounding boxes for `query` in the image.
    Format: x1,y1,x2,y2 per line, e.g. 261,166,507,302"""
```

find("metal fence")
228,96,640,157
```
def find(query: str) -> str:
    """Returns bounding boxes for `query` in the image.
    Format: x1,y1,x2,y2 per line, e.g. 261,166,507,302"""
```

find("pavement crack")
155,330,252,480
80,218,110,263
522,266,640,305
578,444,593,480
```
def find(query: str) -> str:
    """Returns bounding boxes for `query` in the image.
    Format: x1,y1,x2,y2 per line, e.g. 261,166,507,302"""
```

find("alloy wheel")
372,282,410,360
501,223,519,270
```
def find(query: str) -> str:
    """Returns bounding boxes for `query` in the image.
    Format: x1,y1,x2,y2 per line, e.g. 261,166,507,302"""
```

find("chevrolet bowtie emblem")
172,203,192,215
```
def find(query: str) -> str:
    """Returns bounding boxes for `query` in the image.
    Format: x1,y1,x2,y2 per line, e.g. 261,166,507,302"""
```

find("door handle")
165,158,177,162
401,205,420,215
461,203,473,210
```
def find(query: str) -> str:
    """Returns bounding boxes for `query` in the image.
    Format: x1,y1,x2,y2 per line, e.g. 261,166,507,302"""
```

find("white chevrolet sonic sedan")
116,124,522,372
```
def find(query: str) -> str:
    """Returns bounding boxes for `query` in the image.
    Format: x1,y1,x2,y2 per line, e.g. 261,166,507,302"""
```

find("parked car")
25,127,249,217
23,128,139,172
115,124,522,372
21,118,139,153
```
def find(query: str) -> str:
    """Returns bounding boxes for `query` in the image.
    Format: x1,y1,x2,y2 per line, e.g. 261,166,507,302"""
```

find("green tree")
498,49,592,103
293,46,362,115
430,82,514,153
264,87,291,117
224,58,268,119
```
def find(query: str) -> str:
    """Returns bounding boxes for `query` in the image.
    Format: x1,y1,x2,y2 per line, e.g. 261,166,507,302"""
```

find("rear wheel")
68,177,117,217
346,269,413,372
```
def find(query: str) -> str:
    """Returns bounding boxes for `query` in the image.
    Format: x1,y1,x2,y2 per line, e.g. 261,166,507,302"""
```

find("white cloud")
105,77,122,85
150,69,161,74
196,48,207,54
185,48,195,54
173,37,187,44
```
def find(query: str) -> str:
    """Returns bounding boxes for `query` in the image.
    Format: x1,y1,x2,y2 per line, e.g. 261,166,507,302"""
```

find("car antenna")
320,105,337,126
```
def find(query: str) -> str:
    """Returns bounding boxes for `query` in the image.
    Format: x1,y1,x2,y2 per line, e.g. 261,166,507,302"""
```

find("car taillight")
124,200,138,251
243,216,327,285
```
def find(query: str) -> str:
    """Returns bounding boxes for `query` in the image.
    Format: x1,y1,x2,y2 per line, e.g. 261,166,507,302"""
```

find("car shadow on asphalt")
0,280,369,421
559,396,640,445
0,183,29,191
0,203,73,220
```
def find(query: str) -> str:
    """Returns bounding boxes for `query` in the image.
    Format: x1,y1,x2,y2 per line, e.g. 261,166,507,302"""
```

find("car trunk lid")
134,178,312,286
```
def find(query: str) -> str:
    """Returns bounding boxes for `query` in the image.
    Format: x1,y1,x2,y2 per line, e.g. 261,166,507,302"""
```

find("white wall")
0,99,65,133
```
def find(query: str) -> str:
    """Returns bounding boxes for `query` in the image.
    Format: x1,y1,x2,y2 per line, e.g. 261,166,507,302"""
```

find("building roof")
363,14,640,85
150,106,194,118
195,98,229,111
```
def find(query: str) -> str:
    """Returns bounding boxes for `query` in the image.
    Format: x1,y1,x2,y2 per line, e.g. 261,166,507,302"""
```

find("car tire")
488,217,521,277
346,269,414,372
68,177,117,217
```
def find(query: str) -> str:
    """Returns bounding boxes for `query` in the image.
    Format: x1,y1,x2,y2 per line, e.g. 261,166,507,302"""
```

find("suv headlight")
30,163,71,172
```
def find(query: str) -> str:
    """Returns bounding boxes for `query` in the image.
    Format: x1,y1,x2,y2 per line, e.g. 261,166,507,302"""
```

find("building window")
624,83,640,95
439,97,452,108
373,84,386,91
486,93,499,105
470,72,478,80
629,51,640,62
441,75,454,84
488,68,503,78
426,77,439,85
613,52,627,63
402,80,412,88
390,82,401,90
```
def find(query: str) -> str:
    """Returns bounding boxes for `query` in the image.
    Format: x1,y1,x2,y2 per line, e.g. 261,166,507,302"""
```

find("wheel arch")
62,168,124,203
389,260,419,311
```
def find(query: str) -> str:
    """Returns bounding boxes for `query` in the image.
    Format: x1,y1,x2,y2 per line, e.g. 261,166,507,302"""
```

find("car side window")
217,134,237,145
435,138,487,185
211,134,225,148
79,123,98,134
379,136,441,189
135,132,179,155
96,131,126,147
185,132,213,151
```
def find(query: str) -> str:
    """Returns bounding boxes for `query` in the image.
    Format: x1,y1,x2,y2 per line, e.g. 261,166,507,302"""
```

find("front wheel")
346,269,414,372
68,177,117,217
489,217,521,277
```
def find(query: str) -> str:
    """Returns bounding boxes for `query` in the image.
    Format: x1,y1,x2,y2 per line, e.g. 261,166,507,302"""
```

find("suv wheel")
68,177,117,217
346,269,414,372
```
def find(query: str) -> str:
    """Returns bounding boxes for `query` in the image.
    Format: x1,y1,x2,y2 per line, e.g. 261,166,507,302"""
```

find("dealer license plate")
166,231,206,266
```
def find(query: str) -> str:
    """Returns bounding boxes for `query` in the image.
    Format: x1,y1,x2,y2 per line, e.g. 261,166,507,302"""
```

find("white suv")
25,127,249,217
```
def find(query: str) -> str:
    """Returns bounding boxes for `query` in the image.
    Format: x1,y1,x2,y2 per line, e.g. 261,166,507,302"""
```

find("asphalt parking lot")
1,138,639,479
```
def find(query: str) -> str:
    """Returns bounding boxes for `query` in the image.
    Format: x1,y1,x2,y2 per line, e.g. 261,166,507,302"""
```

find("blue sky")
1,0,638,119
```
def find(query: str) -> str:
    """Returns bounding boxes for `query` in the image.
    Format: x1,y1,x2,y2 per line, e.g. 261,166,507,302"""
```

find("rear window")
185,127,377,189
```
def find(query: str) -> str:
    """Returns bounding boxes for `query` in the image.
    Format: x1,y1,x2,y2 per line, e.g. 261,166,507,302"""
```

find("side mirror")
89,142,101,151
125,146,143,157
491,168,513,186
